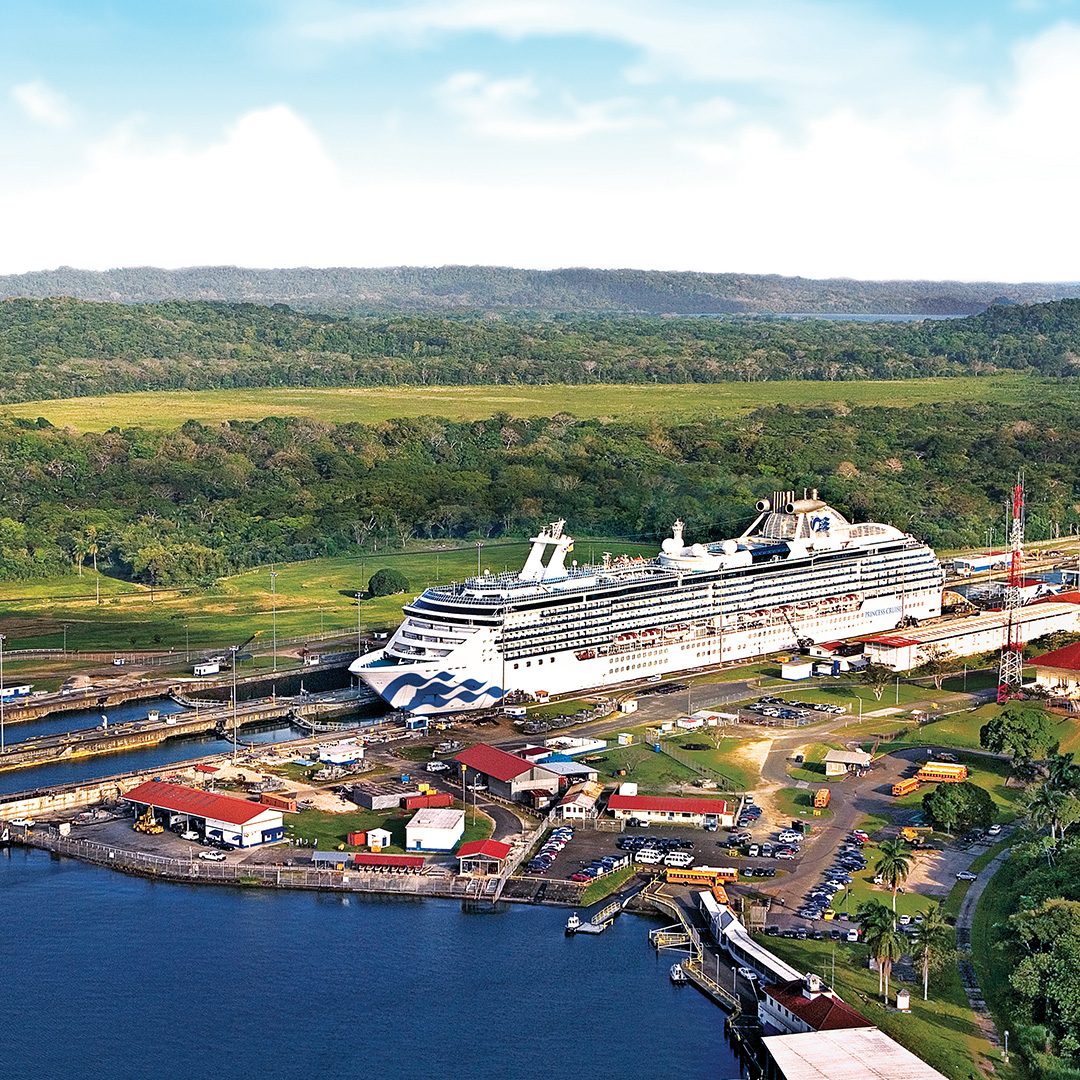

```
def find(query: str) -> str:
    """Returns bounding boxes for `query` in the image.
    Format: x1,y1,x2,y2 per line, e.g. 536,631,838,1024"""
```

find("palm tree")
909,903,951,1000
1045,752,1080,795
1027,781,1066,841
872,923,908,1003
875,838,914,912
856,900,895,995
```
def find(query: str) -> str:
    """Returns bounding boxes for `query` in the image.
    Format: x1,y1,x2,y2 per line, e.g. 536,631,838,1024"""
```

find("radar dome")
691,543,708,557
661,538,680,554
722,540,738,555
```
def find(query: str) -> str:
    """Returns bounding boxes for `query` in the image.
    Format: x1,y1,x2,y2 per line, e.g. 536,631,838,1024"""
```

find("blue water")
0,720,300,797
0,848,743,1080
2,696,187,744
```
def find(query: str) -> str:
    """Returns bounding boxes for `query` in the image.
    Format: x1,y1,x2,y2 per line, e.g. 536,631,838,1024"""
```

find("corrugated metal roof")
457,839,512,860
764,979,870,1031
762,1027,948,1079
123,780,274,826
1032,638,1080,673
607,793,730,815
455,743,540,781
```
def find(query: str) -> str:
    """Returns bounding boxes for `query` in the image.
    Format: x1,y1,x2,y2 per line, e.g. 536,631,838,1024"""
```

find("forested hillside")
2,265,1079,316
4,297,1080,403
1,400,1076,584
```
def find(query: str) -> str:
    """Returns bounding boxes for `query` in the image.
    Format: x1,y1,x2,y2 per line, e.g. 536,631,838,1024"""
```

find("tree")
980,703,1059,769
856,900,906,1000
368,568,410,597
875,838,914,912
909,903,951,1000
915,643,955,691
860,662,894,702
922,781,994,834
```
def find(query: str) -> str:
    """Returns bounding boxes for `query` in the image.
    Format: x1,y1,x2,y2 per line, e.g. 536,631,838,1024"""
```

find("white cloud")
11,80,72,127
4,25,1080,280
439,71,638,140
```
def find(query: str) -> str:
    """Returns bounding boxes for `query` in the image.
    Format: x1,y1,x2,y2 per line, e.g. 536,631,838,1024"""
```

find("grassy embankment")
0,538,656,654
285,804,493,853
3,375,1049,432
766,933,1022,1080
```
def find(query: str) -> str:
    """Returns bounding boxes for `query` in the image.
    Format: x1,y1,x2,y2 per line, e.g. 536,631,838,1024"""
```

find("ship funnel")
785,498,827,514
755,498,772,512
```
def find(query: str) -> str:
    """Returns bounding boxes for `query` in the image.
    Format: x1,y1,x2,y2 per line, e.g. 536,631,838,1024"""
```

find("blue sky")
3,0,1080,278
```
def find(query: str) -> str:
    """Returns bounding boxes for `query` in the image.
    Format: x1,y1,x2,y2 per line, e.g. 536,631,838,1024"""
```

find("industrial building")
456,839,512,875
352,781,424,811
538,760,599,784
1031,638,1080,699
318,740,363,766
554,780,603,820
454,744,560,802
761,1027,948,1080
951,552,1010,576
606,792,733,827
405,807,465,851
122,780,285,848
862,599,1080,672
311,851,424,872
823,749,872,777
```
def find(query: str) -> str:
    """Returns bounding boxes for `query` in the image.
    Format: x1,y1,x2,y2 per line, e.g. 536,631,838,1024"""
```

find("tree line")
1,398,1079,585
3,297,1080,403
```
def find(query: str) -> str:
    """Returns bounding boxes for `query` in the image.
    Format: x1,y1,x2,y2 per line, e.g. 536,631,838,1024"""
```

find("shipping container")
260,791,298,812
403,792,454,810
891,777,921,797
347,831,366,846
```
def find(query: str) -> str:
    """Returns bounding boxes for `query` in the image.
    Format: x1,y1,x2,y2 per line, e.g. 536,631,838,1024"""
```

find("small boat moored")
565,913,581,935
670,962,687,983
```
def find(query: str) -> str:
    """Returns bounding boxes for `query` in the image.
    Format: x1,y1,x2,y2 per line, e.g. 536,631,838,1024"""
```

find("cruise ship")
351,490,943,714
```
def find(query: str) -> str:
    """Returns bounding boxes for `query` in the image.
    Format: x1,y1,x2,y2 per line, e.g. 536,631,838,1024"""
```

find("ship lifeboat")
575,649,597,661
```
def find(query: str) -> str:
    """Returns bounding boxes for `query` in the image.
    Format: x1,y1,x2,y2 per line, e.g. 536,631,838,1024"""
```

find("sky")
2,0,1080,280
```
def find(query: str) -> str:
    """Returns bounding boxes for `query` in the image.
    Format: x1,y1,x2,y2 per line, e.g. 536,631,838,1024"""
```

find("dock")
0,689,369,774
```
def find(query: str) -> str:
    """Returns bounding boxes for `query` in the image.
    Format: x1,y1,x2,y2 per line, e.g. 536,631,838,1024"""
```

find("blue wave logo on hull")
377,670,503,712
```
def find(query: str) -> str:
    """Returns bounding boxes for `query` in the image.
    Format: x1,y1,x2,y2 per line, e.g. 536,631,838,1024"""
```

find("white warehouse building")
405,807,465,852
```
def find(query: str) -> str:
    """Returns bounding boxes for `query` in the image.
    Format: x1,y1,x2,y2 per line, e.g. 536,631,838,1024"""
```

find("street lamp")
270,569,278,673
1003,1030,1009,1064
356,592,363,659
476,541,484,577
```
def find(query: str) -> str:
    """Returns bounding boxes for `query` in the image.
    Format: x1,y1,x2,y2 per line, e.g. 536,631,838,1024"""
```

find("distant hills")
2,265,1079,316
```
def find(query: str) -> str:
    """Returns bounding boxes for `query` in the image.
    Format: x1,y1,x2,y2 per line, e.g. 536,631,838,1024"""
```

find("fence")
13,830,464,897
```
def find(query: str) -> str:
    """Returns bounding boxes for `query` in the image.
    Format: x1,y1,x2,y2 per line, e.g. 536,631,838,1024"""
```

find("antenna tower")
997,473,1026,704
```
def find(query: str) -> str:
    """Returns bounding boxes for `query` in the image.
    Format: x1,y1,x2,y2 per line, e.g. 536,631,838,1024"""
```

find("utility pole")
476,541,484,577
356,593,363,658
270,568,278,673
230,644,239,764
0,633,6,754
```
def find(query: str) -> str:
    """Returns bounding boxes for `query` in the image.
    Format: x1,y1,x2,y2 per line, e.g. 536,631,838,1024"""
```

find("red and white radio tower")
997,473,1026,704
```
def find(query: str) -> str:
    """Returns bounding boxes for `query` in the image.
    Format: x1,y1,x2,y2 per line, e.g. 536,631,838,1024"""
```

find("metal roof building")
607,792,734,827
122,780,284,848
762,1027,948,1079
405,807,466,852
457,838,512,874
454,744,559,802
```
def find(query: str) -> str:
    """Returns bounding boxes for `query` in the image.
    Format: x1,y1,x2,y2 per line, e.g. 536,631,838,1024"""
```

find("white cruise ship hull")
352,589,941,715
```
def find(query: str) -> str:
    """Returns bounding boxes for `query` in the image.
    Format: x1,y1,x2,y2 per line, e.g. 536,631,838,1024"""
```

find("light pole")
270,569,278,673
476,541,483,577
356,592,363,658
1003,1030,1009,1064
895,676,900,705
0,632,6,754
230,644,239,764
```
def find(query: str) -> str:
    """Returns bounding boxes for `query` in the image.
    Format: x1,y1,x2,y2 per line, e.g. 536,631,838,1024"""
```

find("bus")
665,865,738,887
891,777,921,797
916,763,968,784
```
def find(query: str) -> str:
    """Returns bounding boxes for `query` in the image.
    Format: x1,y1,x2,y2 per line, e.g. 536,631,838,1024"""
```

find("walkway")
955,838,1013,1070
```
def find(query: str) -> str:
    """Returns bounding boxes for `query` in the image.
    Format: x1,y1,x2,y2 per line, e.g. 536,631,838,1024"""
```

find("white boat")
565,913,581,934
352,489,942,714
670,963,687,983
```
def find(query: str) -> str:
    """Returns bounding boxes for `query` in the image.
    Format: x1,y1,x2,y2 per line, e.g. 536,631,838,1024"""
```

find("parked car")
198,850,227,862
736,967,759,982
987,824,1002,836
956,870,978,881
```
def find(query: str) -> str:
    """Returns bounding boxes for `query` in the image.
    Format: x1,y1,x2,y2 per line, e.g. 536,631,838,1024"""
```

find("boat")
565,913,581,934
352,489,943,714
670,962,687,983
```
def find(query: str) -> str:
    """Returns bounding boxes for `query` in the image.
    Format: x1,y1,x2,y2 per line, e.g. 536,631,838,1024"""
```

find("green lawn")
773,786,833,820
285,803,492,853
887,755,1025,821
580,865,640,905
596,743,699,791
0,539,656,653
3,376,1047,432
766,934,1021,1079
668,736,758,790
786,742,841,782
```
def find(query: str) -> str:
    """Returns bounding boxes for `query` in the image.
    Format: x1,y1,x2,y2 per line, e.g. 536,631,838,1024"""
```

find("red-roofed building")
759,973,871,1036
311,851,425,872
122,780,284,847
607,793,733,827
457,838,513,875
455,744,559,802
1032,638,1080,699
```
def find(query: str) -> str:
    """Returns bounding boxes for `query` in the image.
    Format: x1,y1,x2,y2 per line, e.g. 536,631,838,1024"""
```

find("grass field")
0,539,656,653
285,804,491,853
2,375,1056,432
767,933,1020,1079
888,754,1025,820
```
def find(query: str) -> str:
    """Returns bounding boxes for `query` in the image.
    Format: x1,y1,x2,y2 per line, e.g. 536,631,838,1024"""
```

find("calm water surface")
0,848,743,1080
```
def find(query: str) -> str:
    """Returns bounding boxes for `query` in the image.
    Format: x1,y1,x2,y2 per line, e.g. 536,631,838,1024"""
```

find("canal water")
0,847,745,1080
3,696,188,744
